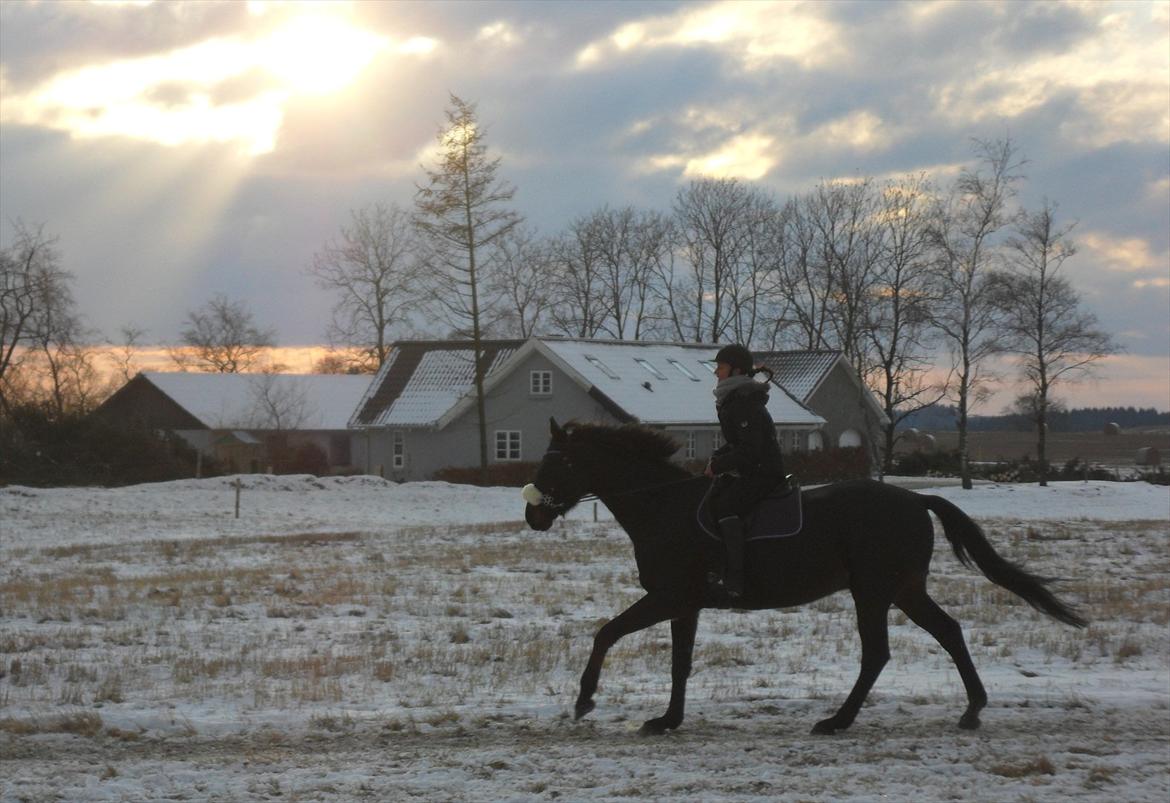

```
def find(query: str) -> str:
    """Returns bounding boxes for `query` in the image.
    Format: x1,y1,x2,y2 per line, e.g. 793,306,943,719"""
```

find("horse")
522,419,1087,736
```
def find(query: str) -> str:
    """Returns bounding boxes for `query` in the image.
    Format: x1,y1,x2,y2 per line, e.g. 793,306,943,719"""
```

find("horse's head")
523,418,590,531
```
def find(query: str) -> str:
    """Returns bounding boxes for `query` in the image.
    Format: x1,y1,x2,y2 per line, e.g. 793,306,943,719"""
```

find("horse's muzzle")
525,502,556,531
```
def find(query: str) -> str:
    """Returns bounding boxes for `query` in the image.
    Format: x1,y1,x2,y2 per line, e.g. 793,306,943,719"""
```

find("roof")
141,372,372,430
423,337,823,430
755,351,843,402
350,340,524,428
534,339,823,427
756,350,890,426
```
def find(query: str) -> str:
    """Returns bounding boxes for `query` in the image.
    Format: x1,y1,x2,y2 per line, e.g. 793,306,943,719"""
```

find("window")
839,429,862,448
808,430,824,451
684,431,696,459
584,354,620,379
667,359,700,381
392,431,405,469
701,360,717,374
712,430,723,451
530,370,552,395
495,430,522,461
634,358,667,380
790,431,802,452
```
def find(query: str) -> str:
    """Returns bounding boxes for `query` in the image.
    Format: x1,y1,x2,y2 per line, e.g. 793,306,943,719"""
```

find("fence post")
593,502,598,522
234,478,241,519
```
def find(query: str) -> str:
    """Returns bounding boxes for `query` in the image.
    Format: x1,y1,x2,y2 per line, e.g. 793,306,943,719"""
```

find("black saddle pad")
697,483,803,543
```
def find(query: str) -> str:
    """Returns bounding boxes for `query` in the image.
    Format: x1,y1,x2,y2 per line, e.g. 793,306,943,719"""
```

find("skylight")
634,358,667,380
667,358,700,381
584,354,620,380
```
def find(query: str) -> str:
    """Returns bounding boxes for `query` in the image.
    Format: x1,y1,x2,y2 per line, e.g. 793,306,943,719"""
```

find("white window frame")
530,369,553,396
712,430,723,451
392,431,405,469
684,430,696,459
585,354,620,380
790,431,802,452
495,430,522,461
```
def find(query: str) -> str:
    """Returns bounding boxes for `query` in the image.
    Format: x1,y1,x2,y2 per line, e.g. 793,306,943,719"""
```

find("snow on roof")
351,342,522,428
755,351,842,402
538,339,824,427
142,372,372,430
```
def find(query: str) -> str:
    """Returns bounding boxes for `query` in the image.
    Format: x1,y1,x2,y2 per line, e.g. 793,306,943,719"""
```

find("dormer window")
634,358,667,380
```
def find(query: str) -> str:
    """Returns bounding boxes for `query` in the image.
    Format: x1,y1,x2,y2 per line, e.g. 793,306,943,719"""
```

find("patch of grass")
989,755,1056,778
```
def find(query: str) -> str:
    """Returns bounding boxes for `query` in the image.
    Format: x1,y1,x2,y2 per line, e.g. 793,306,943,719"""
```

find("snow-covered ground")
1,478,1167,801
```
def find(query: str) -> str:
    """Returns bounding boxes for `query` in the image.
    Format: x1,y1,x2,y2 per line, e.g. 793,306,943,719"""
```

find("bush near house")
433,462,541,487
0,404,218,487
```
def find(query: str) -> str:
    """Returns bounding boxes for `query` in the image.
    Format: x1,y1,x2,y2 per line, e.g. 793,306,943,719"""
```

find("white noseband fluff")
521,484,544,506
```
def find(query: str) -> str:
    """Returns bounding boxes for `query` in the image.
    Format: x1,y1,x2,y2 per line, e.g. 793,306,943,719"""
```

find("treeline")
901,405,1169,432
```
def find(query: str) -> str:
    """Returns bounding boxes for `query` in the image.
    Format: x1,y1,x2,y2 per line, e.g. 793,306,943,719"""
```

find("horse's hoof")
958,712,981,730
574,700,596,721
638,717,678,736
811,718,843,735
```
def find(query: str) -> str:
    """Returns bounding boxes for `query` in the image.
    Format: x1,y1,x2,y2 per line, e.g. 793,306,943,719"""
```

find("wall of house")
354,351,625,481
807,366,877,450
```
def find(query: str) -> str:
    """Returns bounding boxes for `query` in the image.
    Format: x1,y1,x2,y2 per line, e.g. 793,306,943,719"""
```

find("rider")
705,343,787,603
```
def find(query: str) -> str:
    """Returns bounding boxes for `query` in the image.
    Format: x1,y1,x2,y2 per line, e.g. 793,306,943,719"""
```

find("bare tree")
775,195,834,350
547,216,607,338
172,294,276,373
109,324,147,384
487,226,552,338
997,200,1117,485
867,174,946,474
247,373,315,430
1,222,66,412
414,94,521,477
310,202,423,371
928,138,1024,489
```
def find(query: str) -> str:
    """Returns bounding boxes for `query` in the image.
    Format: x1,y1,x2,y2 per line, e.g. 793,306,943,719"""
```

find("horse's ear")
549,417,565,441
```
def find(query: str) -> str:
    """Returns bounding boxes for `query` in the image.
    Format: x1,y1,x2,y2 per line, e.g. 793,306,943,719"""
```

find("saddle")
697,480,803,543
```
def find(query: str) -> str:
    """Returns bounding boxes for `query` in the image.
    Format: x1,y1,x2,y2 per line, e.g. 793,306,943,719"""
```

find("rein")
577,474,701,505
544,448,700,507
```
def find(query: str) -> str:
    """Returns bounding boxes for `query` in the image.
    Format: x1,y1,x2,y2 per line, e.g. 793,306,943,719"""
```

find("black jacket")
709,381,785,479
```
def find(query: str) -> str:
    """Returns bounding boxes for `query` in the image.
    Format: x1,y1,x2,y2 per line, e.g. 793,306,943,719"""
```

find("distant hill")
898,405,1170,433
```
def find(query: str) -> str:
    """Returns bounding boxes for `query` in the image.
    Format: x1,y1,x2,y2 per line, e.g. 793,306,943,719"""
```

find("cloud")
575,0,842,71
1079,232,1165,273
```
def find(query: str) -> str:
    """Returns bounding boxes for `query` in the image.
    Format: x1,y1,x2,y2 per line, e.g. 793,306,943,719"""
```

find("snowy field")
1,477,1167,802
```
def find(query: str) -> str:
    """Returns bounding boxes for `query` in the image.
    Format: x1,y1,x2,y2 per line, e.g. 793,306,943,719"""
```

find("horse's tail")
922,495,1088,628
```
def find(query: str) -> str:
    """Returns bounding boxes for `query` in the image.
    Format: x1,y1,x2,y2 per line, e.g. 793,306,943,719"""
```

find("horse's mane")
564,421,682,468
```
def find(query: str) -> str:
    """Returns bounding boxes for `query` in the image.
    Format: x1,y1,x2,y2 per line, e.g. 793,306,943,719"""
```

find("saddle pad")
697,483,803,543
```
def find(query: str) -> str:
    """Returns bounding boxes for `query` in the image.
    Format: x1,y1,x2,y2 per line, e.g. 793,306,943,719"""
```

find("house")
349,337,827,481
756,350,890,450
94,372,372,473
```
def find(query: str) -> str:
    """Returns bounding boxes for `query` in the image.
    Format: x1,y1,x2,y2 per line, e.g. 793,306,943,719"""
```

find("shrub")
432,461,541,487
0,404,217,487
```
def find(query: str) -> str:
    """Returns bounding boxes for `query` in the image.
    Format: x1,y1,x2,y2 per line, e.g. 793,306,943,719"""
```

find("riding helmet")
715,343,753,374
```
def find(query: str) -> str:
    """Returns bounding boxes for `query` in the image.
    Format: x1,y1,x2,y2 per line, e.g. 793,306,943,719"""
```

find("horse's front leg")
576,594,679,721
639,609,700,735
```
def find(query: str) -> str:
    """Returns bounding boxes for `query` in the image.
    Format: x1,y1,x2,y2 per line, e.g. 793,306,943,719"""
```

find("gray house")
95,372,372,472
350,337,826,481
756,350,890,450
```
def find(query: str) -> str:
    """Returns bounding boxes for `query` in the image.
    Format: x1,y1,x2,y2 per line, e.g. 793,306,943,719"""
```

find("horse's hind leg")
812,590,891,735
895,578,987,729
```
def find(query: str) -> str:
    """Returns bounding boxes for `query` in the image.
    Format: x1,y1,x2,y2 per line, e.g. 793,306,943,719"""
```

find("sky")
1,0,1167,411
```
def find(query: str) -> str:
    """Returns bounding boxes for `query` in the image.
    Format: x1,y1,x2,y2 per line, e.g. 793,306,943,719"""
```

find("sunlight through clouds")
0,9,407,156
647,132,777,180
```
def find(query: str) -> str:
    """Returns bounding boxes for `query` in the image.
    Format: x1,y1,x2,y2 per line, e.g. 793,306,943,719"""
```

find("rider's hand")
704,461,715,478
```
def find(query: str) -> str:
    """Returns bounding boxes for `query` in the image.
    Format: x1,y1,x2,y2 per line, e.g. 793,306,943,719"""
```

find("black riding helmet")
715,343,753,374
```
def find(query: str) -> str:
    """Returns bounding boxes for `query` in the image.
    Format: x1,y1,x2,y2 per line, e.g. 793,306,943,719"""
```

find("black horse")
523,419,1087,736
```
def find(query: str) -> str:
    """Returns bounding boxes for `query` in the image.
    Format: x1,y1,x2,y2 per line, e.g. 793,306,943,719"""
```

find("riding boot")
719,515,746,600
